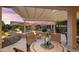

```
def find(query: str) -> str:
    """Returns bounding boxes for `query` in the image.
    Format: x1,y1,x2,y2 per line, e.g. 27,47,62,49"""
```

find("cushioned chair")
51,33,61,43
26,32,36,46
61,34,67,45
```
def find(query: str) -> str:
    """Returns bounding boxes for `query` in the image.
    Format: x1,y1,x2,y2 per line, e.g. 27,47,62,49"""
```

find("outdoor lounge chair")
51,33,61,43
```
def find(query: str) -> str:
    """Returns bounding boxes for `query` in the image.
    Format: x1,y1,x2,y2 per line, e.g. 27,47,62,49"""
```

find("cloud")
2,7,23,24
2,8,16,14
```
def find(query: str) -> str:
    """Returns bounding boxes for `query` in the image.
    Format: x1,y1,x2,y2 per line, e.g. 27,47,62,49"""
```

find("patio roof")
11,6,79,22
12,6,67,22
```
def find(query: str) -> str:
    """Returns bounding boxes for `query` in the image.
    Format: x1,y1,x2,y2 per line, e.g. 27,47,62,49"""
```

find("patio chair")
51,33,61,43
26,32,36,46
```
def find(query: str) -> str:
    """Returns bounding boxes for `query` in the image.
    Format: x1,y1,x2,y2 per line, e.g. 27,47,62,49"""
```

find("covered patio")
0,6,79,52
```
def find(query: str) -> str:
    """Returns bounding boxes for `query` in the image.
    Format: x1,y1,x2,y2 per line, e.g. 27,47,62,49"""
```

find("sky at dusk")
2,8,23,24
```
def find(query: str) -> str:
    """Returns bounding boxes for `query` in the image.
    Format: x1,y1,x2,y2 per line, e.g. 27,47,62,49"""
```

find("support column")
24,20,26,33
67,10,77,49
53,24,56,33
51,24,52,31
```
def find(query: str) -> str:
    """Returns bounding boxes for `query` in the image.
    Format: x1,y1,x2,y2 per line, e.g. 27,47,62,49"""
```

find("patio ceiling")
12,6,79,22
12,6,67,22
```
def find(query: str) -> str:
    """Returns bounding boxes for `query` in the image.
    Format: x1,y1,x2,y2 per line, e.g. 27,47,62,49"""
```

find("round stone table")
30,39,65,52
